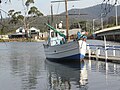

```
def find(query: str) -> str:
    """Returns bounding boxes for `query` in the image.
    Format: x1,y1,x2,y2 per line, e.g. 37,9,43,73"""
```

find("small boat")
43,24,87,62
43,0,87,62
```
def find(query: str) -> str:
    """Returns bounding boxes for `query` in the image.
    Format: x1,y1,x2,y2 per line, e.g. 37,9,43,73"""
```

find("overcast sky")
0,0,108,17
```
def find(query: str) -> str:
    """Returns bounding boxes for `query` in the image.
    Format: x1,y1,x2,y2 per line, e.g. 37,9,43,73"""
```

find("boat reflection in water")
80,61,88,86
45,60,88,90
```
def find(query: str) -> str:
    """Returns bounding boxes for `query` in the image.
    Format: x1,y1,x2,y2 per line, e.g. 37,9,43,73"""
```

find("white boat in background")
43,0,87,62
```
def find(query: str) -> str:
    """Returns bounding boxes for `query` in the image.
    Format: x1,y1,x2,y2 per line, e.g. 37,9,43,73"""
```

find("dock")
86,44,120,64
85,54,120,63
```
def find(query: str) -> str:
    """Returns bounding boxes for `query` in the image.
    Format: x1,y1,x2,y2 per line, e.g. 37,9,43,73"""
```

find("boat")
43,0,87,62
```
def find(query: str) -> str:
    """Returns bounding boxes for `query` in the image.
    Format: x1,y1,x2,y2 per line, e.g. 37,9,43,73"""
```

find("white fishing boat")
43,0,87,62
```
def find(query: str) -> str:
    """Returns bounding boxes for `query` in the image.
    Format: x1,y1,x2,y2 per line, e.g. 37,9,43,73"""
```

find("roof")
95,26,120,34
29,27,40,32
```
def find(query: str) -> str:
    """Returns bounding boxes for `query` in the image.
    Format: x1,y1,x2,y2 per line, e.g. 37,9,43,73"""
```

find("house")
29,27,40,38
16,27,25,34
9,27,26,38
9,27,41,39
41,32,48,38
69,28,81,39
0,35,9,39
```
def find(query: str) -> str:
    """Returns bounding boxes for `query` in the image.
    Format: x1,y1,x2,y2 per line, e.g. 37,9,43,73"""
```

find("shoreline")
0,38,45,42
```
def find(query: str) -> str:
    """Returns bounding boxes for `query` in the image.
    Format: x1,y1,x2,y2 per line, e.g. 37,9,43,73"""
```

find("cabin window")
51,32,54,37
55,32,58,37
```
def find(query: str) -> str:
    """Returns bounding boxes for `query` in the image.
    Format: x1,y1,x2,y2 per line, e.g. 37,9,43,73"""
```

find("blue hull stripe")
46,54,85,61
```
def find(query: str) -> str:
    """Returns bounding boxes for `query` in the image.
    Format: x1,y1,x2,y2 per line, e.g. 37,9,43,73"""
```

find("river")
0,40,120,90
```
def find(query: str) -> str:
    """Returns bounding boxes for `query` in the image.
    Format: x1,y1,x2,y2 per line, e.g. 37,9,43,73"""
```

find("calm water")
0,40,120,90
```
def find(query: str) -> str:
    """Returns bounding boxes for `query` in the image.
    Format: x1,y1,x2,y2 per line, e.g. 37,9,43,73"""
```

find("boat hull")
43,40,86,62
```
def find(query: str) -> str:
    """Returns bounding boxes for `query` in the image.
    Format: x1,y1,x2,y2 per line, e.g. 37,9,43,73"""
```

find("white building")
16,27,25,34
0,35,9,39
41,32,48,38
69,29,81,36
9,27,41,39
29,27,40,35
16,27,40,35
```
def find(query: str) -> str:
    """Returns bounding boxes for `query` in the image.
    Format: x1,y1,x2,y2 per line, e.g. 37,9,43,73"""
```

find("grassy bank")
0,38,40,42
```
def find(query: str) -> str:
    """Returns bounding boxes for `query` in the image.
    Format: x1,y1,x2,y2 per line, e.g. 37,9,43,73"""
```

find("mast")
51,4,54,26
65,0,70,41
51,0,80,41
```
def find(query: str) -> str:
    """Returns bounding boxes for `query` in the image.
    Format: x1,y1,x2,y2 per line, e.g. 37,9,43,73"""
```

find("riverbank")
0,38,45,42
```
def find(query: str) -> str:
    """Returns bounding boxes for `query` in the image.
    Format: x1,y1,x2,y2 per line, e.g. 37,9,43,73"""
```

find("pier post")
104,36,108,60
114,64,116,73
88,49,91,59
87,44,91,59
113,46,116,56
105,49,108,60
88,59,91,70
96,47,100,58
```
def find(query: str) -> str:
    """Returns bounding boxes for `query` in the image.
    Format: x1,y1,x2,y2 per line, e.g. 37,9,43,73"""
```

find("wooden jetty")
86,44,120,64
85,54,120,64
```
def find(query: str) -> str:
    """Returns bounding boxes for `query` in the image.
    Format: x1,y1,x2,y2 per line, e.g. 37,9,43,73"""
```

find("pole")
65,0,70,41
51,4,54,26
101,13,103,30
115,4,118,26
113,45,115,56
104,35,108,60
93,19,95,33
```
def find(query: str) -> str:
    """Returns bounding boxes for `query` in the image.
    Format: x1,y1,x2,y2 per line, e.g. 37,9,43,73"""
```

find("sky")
0,0,105,17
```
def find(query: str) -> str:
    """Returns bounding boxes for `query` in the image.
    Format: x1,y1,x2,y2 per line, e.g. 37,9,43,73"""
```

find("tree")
8,10,24,24
25,0,34,7
8,0,43,38
79,21,87,31
28,6,43,16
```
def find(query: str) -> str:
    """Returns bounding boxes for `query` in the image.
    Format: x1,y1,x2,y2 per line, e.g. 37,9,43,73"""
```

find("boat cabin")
49,29,66,46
